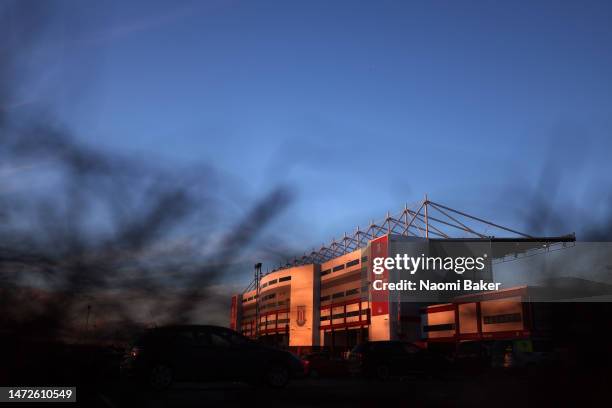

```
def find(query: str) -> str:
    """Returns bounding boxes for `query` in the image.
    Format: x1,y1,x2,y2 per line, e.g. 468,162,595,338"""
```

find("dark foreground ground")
51,368,607,408
1,338,609,407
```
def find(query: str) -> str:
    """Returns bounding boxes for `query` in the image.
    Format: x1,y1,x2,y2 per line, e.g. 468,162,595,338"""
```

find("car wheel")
375,365,391,381
266,364,290,388
149,364,173,390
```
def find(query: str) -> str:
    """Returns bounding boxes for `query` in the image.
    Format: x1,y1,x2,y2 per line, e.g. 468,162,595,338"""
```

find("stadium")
230,197,575,354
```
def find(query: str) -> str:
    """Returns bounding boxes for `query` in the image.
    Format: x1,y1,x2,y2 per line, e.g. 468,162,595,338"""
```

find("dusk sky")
5,0,612,283
3,4,612,396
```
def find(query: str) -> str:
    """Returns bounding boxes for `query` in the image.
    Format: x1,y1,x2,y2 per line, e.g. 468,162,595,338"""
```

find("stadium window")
332,291,344,299
483,313,522,325
261,283,268,288
320,295,331,301
345,288,359,296
321,269,331,276
345,310,360,317
268,279,277,286
423,323,455,332
333,264,345,272
261,293,276,301
320,315,330,321
279,276,291,282
346,259,359,268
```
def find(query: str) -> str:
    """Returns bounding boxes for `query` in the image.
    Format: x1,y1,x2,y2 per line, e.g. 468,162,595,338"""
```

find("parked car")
449,340,492,374
347,341,449,380
490,339,559,369
120,325,304,389
301,351,349,378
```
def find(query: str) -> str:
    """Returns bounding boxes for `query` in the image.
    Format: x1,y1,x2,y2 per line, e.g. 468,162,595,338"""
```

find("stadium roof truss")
263,196,575,276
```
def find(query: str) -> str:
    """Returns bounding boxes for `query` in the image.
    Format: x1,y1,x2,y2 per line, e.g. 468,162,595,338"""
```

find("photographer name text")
372,279,501,291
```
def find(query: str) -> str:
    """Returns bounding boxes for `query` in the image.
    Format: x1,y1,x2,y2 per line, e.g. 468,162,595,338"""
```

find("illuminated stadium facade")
229,198,574,353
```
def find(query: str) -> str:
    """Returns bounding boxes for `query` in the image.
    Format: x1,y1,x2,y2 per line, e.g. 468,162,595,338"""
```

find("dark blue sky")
10,0,612,253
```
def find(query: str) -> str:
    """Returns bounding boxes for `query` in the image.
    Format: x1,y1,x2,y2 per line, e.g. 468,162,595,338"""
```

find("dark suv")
347,341,449,380
120,325,303,389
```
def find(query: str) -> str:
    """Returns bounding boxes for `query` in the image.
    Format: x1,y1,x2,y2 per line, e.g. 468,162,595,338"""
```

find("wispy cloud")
0,162,52,178
0,98,38,112
84,6,196,45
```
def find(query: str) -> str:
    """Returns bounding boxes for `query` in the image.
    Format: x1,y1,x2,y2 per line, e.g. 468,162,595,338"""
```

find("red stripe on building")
370,235,389,316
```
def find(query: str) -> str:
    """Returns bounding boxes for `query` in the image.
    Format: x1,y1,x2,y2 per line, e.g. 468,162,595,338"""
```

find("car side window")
391,342,407,354
226,331,250,346
372,342,399,353
370,343,385,352
211,328,251,346
403,344,420,354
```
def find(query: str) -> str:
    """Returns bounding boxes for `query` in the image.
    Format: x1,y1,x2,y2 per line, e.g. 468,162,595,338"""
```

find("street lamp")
254,262,262,338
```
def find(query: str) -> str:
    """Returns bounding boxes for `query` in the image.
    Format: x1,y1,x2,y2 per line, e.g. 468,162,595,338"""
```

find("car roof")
360,340,423,348
146,324,232,332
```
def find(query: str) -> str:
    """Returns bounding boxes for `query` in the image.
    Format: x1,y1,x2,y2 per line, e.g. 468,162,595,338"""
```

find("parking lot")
91,368,608,408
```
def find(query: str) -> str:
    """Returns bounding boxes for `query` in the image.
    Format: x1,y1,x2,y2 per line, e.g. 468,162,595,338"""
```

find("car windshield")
350,344,365,353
